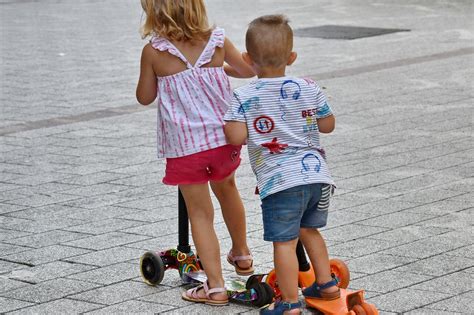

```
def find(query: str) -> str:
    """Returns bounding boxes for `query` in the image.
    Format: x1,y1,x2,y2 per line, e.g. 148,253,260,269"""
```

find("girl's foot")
227,249,254,275
182,280,228,305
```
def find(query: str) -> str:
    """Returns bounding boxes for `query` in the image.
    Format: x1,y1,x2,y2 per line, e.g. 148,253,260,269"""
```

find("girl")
136,0,255,305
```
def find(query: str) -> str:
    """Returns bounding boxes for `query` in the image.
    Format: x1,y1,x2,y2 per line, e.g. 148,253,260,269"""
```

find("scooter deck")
183,271,247,293
305,289,366,315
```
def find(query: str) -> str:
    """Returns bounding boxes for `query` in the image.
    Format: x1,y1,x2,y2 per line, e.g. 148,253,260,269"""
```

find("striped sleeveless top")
150,28,231,158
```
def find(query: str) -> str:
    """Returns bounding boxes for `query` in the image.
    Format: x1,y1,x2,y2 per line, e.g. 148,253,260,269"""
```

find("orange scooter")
247,242,378,315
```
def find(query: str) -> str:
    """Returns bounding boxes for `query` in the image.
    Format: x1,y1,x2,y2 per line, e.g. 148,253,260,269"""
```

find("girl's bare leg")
210,173,251,269
179,183,227,301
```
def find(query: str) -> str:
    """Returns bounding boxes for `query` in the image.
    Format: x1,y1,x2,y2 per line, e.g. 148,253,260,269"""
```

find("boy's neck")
256,66,287,79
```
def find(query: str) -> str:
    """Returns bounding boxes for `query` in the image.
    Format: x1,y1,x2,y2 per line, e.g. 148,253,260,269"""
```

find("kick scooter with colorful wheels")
139,190,274,308
247,241,378,315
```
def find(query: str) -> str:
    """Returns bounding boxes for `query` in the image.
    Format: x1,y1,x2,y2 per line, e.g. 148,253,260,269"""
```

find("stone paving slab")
1,0,473,314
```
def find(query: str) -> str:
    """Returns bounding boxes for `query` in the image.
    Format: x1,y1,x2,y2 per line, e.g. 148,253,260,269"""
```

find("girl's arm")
224,121,248,145
223,38,255,78
136,44,158,106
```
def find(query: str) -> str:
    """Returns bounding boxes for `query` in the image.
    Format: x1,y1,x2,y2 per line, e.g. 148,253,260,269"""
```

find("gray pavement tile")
404,199,473,216
380,237,465,259
64,232,151,251
323,224,389,243
0,277,30,294
0,278,101,304
368,288,451,314
445,245,474,259
394,254,474,277
122,219,179,238
0,215,86,234
2,245,91,266
85,299,175,314
425,291,474,314
64,246,144,267
339,198,418,215
391,187,467,204
0,297,34,313
5,261,95,284
0,203,28,215
328,238,394,258
115,194,178,211
3,204,87,221
7,298,104,315
68,280,157,305
56,171,133,186
349,270,432,294
66,262,139,285
358,210,436,229
60,183,131,197
159,300,254,314
367,225,452,246
405,309,463,315
124,235,181,252
63,218,145,235
417,212,473,230
3,230,91,248
117,208,178,223
0,260,26,274
411,271,473,295
0,243,30,257
346,254,417,275
5,193,82,207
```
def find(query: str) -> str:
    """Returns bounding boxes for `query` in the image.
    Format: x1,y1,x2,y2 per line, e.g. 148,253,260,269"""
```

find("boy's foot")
182,280,228,305
302,279,341,300
227,249,254,276
260,301,302,314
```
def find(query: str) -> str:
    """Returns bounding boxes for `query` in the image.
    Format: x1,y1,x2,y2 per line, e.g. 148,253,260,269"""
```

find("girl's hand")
223,38,256,78
136,44,158,105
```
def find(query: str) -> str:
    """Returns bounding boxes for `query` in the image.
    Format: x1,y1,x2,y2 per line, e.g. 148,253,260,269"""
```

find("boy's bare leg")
210,173,251,269
300,227,338,293
179,183,227,301
267,239,301,313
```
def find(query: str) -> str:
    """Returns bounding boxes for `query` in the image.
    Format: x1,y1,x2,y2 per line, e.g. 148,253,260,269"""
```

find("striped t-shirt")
224,77,335,199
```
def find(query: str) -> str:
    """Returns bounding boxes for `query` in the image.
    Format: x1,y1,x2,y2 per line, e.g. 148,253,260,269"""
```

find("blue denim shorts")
261,183,331,242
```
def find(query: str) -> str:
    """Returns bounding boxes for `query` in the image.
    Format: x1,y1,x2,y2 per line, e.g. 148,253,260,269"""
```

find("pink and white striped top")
150,28,232,158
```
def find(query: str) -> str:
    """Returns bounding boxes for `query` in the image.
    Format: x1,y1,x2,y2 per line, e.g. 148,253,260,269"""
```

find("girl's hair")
140,0,212,41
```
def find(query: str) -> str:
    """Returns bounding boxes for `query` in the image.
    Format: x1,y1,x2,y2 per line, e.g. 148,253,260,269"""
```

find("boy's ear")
242,52,253,66
287,52,297,65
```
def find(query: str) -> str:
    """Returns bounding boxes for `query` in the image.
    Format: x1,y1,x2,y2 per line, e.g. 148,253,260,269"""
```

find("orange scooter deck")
305,289,373,315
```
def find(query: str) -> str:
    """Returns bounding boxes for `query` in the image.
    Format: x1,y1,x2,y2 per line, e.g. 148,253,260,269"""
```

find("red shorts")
163,145,242,185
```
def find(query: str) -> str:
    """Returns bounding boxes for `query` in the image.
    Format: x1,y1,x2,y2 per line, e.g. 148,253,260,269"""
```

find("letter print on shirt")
238,96,260,114
259,173,284,199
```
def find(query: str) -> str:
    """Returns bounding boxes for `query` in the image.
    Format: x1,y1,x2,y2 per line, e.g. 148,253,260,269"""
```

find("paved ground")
0,0,473,314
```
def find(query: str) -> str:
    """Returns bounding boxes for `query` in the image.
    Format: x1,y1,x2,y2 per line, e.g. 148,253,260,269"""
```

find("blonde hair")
140,0,212,41
246,15,293,68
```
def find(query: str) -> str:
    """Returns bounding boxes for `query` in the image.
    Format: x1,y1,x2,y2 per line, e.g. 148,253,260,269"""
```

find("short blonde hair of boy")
140,0,212,41
246,15,293,68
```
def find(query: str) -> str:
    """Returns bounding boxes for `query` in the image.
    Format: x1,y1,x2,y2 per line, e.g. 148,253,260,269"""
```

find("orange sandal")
227,250,255,276
182,280,228,306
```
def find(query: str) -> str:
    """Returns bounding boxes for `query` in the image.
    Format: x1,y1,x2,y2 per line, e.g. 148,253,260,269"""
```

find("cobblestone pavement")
1,0,473,314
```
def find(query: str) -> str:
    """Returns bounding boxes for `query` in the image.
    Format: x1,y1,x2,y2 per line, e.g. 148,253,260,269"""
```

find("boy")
224,15,339,314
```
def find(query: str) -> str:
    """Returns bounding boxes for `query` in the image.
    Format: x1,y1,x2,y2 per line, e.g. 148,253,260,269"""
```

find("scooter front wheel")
140,251,165,286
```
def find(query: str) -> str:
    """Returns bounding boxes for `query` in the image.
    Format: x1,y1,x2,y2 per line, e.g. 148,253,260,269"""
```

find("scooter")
139,190,274,308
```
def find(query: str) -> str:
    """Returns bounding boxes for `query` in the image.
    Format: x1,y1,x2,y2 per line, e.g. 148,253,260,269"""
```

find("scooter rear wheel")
329,258,350,289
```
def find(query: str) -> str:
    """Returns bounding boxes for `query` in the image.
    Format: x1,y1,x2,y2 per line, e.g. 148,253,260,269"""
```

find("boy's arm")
224,121,248,145
316,115,335,133
223,38,256,78
136,44,157,106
